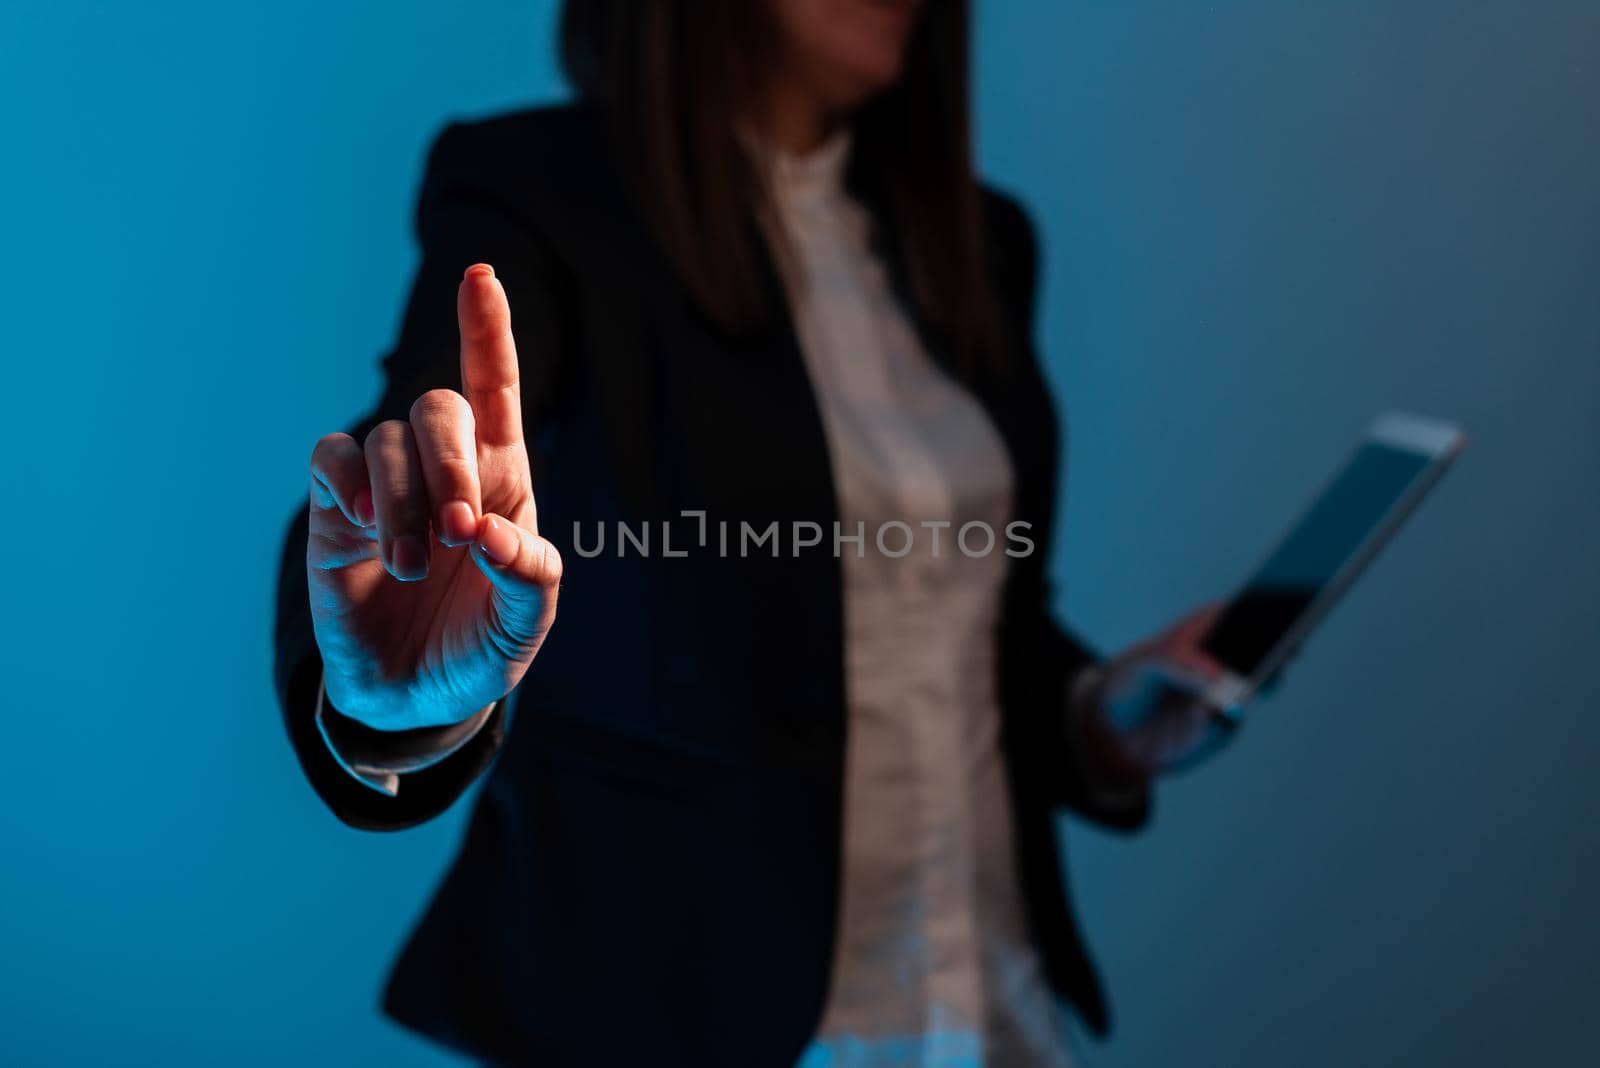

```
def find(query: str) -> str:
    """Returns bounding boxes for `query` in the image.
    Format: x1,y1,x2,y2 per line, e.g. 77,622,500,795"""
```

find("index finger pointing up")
458,263,523,448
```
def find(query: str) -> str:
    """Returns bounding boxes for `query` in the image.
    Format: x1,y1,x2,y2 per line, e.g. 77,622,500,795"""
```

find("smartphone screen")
1201,440,1439,679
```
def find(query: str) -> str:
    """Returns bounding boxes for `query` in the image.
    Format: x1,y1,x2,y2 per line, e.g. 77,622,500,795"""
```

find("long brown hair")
559,0,1000,366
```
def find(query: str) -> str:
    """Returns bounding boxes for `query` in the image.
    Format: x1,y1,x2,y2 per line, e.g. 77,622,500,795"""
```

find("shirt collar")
761,126,854,206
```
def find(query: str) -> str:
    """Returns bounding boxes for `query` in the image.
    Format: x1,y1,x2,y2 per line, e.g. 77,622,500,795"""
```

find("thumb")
471,513,563,645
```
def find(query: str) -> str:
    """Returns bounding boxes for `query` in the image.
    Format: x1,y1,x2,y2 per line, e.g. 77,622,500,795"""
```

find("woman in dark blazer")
275,1,1227,1064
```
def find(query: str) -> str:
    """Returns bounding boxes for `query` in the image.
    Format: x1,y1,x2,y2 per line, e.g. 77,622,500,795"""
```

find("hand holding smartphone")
1200,412,1467,717
1093,412,1466,777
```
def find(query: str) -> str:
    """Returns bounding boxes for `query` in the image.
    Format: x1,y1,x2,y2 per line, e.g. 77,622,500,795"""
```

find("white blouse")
318,128,1082,1068
764,132,1076,1068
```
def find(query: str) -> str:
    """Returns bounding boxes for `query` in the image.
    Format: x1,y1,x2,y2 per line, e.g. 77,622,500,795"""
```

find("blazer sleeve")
987,190,1152,833
273,120,574,831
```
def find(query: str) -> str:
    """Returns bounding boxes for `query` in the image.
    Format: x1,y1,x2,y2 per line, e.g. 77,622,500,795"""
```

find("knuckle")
307,524,371,566
364,419,411,453
412,417,476,469
409,388,468,425
375,460,425,500
376,490,427,528
310,431,356,468
431,458,476,490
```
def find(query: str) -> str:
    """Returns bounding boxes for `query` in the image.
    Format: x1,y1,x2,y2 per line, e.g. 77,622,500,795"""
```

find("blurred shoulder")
978,184,1042,326
429,103,604,168
979,185,1039,276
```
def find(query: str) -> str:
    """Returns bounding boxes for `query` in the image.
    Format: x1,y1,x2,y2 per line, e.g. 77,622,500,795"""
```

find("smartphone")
1200,412,1467,716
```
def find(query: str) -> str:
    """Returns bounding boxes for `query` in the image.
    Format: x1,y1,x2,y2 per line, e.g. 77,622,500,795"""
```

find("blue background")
1,1,1595,1064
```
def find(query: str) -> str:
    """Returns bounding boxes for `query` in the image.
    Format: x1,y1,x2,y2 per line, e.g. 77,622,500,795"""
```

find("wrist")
316,676,498,796
320,667,488,733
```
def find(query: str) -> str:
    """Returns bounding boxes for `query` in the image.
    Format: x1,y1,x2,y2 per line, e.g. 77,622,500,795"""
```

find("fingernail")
391,535,429,580
464,263,494,280
477,515,519,565
438,500,476,545
354,488,375,527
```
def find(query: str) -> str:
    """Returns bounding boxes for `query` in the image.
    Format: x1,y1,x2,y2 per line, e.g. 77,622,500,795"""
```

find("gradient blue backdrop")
2,2,1595,1064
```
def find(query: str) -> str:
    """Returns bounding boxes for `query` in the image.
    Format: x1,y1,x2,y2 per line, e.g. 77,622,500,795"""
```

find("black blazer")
273,103,1148,1066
